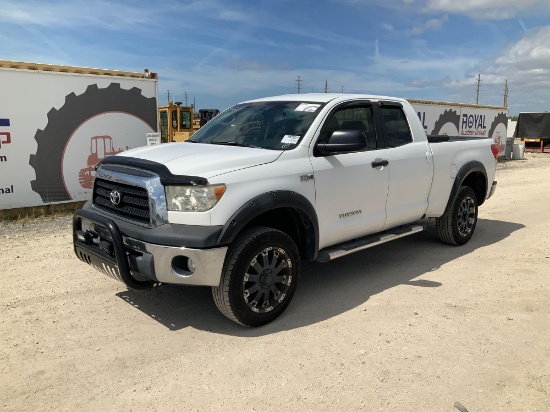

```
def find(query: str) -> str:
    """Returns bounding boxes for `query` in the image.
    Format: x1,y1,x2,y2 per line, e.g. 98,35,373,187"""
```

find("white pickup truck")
73,94,498,326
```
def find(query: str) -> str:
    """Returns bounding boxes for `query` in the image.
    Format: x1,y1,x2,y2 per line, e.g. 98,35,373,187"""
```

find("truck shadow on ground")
116,218,524,334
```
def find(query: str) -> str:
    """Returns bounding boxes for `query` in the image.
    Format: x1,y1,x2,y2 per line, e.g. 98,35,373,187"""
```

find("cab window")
180,110,191,129
318,105,377,150
381,106,412,147
171,110,178,129
159,111,168,142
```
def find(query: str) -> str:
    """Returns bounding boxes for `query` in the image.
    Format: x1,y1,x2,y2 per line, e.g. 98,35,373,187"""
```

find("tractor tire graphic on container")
431,109,460,136
29,83,157,203
488,112,508,155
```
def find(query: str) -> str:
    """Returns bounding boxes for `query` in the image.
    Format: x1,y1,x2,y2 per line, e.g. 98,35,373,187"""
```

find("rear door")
376,102,433,230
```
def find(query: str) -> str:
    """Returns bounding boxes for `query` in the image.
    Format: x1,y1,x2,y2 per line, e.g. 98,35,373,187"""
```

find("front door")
310,102,390,250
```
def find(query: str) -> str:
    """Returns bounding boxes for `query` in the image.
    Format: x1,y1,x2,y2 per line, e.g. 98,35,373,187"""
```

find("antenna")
184,91,188,106
167,90,170,104
296,75,302,94
324,81,328,93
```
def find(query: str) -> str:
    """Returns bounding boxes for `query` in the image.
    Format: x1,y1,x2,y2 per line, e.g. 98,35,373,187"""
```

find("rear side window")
381,106,412,147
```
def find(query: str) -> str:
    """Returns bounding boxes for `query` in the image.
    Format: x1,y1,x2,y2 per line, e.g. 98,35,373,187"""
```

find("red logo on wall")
0,118,11,149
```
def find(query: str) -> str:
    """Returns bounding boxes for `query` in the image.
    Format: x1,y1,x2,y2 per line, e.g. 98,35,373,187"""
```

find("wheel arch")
217,191,319,261
444,161,488,215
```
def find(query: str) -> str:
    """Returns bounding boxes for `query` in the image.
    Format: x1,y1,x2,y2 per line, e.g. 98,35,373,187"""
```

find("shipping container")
0,60,158,210
408,99,508,156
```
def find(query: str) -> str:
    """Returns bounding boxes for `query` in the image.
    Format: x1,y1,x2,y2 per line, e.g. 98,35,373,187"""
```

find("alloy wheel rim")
243,247,293,313
457,196,476,236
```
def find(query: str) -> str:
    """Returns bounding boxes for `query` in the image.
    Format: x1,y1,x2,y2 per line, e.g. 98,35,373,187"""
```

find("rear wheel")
212,227,300,327
436,186,478,245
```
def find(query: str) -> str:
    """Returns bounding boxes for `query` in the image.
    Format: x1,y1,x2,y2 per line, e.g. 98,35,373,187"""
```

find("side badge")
300,174,314,182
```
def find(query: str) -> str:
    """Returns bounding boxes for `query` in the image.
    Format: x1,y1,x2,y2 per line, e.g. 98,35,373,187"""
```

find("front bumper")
73,209,227,289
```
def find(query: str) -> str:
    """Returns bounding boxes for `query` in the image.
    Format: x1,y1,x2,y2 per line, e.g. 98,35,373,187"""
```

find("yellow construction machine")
158,101,195,142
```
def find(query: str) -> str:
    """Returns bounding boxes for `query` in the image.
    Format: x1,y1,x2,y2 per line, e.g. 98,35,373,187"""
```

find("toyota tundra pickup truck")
73,94,498,327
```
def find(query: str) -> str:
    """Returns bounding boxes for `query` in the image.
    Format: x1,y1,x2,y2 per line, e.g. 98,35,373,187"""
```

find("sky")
1,0,549,115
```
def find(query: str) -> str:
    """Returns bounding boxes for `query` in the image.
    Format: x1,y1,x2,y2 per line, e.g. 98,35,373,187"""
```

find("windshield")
188,101,325,150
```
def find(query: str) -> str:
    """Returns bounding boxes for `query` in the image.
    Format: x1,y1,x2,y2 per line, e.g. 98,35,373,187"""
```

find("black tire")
436,186,478,246
431,109,460,135
212,226,300,327
29,83,157,202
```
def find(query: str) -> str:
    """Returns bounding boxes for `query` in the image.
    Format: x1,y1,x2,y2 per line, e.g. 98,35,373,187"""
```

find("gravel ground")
1,154,549,412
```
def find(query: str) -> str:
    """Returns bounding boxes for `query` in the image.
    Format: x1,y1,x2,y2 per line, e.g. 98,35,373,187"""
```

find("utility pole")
341,86,344,93
184,91,188,106
193,97,196,109
503,79,509,107
475,73,481,105
296,75,302,94
167,90,170,104
324,81,328,93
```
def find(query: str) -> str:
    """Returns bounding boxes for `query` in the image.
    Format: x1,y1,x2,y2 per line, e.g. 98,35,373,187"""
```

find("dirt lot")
1,154,549,412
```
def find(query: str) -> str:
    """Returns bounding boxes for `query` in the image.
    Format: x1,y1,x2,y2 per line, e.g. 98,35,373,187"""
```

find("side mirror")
316,129,367,155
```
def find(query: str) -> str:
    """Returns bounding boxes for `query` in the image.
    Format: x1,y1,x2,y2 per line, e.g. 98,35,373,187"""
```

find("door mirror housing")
316,129,367,155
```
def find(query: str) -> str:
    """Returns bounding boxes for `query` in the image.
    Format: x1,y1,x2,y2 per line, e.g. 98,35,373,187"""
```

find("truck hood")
118,142,282,178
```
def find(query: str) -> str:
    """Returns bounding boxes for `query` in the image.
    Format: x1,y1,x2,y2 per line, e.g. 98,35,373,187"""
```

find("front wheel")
436,186,479,245
212,227,300,327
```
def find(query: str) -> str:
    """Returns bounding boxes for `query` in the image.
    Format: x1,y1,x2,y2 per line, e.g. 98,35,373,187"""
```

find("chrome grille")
93,178,150,224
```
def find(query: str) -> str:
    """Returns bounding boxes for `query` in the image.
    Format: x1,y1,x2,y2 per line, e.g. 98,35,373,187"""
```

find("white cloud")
0,0,251,30
340,0,550,20
0,0,162,30
410,26,550,110
494,26,550,73
373,54,478,77
408,15,449,35
422,0,550,20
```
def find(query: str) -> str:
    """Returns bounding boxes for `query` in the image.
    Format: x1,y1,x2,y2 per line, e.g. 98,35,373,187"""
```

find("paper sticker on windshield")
281,135,300,144
295,103,320,112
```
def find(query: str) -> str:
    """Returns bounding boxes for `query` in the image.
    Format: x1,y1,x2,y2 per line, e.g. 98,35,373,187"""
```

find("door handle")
371,159,389,168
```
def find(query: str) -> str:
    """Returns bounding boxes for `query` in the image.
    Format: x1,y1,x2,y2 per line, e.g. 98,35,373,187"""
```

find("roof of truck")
244,94,507,110
244,93,407,104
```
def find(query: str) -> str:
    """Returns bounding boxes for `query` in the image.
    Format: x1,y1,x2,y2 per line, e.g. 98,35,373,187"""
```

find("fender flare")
444,161,488,215
217,191,319,260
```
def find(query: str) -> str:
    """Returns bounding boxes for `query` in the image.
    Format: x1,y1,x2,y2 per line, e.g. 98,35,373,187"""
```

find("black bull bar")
73,209,153,290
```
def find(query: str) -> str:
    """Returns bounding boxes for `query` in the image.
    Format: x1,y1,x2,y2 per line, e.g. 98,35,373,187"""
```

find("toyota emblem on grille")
110,190,122,206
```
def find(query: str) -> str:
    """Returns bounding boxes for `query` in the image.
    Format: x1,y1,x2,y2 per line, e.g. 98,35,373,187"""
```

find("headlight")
165,184,226,212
